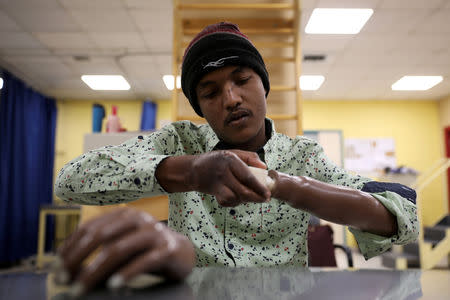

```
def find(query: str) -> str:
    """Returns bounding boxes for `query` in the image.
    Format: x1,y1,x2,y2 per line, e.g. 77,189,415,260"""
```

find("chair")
307,223,354,268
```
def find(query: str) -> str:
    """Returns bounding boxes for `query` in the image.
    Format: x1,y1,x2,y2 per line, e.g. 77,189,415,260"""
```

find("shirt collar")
206,118,276,152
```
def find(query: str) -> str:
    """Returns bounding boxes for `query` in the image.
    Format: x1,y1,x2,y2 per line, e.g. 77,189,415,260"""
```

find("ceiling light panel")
163,75,181,91
305,8,374,34
300,75,325,90
81,75,131,90
391,76,443,91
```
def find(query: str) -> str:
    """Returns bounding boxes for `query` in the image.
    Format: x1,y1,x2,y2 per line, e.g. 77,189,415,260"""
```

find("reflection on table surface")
1,267,449,300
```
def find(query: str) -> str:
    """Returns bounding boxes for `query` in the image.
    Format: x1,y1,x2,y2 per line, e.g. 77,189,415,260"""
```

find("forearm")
155,155,196,193
269,171,398,237
55,148,169,204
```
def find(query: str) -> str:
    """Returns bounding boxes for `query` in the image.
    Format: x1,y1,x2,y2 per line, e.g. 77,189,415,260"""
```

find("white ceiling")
0,0,449,101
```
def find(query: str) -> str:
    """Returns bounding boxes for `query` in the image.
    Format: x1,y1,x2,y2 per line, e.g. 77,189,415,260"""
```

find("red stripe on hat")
183,22,251,62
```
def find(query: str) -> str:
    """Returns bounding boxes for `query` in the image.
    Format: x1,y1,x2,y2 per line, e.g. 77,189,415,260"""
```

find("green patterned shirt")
55,119,418,267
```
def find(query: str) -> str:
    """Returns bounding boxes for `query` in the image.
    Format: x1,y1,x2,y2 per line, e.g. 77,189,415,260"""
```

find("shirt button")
229,209,236,216
228,243,234,250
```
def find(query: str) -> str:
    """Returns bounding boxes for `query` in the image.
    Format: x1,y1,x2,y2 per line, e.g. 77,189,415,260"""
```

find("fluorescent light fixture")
300,75,325,90
391,76,443,91
163,75,181,90
0,78,3,90
81,75,130,90
305,8,373,34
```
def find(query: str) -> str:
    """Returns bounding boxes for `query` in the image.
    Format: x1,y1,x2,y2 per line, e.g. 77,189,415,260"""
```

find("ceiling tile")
414,9,450,34
46,77,86,89
326,66,370,80
301,61,333,76
62,56,123,75
0,10,21,31
379,0,443,9
119,55,161,79
6,8,80,32
141,31,172,53
345,79,390,99
0,0,61,9
130,9,173,32
301,34,354,53
0,48,52,56
301,0,318,9
152,54,172,75
0,32,44,48
301,10,313,31
69,9,137,32
124,0,173,9
365,66,419,81
35,32,96,49
311,79,356,98
335,50,430,69
89,32,146,49
59,0,123,9
361,9,429,34
2,56,74,84
316,0,381,9
346,34,399,53
392,34,450,52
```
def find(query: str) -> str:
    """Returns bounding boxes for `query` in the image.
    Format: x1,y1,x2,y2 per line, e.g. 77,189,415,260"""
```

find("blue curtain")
0,70,57,264
140,100,157,131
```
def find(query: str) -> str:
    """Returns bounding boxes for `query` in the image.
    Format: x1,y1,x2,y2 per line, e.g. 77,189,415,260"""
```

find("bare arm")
268,171,398,237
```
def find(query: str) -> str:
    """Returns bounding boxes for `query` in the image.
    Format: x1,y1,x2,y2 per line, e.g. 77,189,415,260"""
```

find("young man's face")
195,65,267,151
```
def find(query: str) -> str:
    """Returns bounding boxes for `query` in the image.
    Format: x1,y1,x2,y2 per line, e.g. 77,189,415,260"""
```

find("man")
54,22,418,295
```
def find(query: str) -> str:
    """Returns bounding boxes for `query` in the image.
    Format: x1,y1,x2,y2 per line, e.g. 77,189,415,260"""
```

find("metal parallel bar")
178,3,294,10
411,158,447,189
416,160,450,193
414,158,450,269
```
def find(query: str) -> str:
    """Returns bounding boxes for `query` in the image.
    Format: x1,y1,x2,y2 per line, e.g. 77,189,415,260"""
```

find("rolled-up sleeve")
349,190,419,259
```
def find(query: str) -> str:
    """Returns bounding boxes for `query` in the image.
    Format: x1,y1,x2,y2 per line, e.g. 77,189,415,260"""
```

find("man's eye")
201,91,217,99
236,76,251,85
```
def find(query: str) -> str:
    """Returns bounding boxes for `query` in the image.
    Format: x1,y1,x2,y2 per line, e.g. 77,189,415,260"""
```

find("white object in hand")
248,166,275,191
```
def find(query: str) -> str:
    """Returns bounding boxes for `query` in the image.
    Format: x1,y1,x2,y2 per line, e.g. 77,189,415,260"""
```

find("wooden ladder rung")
178,3,294,11
183,28,294,35
176,114,297,122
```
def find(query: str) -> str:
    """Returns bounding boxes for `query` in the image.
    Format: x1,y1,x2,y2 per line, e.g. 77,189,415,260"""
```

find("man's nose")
223,83,242,109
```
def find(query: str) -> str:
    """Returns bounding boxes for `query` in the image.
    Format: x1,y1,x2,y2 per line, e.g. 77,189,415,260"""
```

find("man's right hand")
54,207,195,297
156,150,270,207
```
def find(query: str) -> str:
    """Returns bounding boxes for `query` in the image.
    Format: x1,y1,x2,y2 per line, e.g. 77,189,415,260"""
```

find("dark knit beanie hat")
181,22,270,117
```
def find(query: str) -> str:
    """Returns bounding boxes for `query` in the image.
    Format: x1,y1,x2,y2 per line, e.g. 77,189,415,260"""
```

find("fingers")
230,149,267,169
58,208,126,257
57,207,153,284
107,246,169,289
216,185,240,207
225,170,269,205
70,224,163,297
228,158,270,202
64,211,139,273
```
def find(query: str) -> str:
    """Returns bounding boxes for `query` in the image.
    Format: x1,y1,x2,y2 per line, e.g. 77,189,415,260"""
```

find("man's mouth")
225,109,251,125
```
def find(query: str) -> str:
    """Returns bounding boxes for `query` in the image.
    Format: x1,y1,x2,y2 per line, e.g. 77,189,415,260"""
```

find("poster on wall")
344,138,396,178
